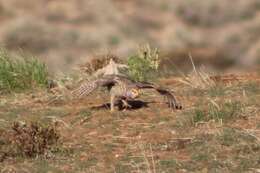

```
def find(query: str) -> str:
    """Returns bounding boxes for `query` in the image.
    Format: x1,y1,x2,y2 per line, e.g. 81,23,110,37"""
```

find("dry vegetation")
0,121,60,160
0,0,260,172
0,67,259,172
79,53,123,75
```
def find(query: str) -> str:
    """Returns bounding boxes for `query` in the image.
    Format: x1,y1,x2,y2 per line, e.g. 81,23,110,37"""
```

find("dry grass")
79,53,123,75
0,72,259,172
178,55,216,89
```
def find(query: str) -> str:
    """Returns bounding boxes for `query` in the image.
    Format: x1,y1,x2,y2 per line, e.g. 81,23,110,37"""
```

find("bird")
92,58,128,77
72,75,182,111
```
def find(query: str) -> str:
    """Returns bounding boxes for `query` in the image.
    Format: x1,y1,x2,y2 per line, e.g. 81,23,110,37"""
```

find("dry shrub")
179,68,216,89
0,121,60,160
79,53,123,75
175,0,260,27
11,121,59,157
3,18,57,54
178,55,216,89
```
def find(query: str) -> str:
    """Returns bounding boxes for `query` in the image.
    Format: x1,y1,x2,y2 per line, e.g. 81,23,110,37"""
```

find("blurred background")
0,0,259,74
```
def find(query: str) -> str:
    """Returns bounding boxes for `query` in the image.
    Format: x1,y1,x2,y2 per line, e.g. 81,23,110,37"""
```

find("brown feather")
72,75,182,110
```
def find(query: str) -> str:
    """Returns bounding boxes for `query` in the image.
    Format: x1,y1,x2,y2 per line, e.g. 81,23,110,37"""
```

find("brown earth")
0,73,259,172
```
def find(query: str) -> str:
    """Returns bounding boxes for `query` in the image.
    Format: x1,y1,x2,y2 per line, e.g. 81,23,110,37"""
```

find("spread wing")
71,75,118,98
136,82,182,109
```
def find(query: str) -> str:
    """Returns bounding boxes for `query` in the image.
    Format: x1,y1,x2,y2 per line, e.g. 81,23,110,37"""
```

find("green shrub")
127,55,153,82
126,45,160,82
0,50,48,93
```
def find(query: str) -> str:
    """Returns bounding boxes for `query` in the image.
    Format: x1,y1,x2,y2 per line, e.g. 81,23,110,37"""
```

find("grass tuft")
127,44,160,82
178,55,216,90
0,50,48,93
177,100,244,127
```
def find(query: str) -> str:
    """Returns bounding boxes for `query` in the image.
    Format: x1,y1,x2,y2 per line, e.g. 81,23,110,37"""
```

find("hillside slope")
0,0,260,72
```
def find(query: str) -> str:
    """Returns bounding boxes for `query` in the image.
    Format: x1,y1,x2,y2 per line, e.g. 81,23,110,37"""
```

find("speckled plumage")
72,75,182,111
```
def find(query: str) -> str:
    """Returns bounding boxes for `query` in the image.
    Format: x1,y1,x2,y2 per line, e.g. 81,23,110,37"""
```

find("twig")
149,144,156,173
189,53,198,75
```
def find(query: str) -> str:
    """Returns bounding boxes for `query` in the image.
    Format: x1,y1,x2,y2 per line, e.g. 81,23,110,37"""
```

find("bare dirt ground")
0,73,260,173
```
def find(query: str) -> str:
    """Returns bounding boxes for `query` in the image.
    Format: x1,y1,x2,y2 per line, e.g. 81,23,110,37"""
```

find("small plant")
217,128,238,147
242,82,260,94
127,44,160,82
177,100,243,127
208,101,243,122
207,85,226,97
192,109,206,123
0,50,48,93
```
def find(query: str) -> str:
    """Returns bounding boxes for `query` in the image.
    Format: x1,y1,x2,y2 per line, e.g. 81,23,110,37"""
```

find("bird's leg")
122,99,131,111
110,95,115,112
